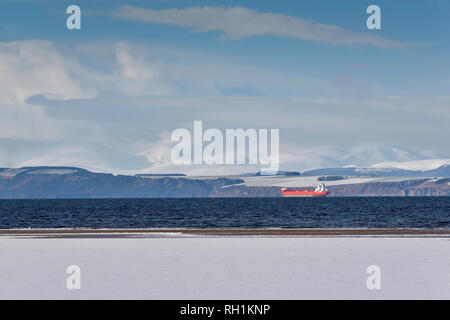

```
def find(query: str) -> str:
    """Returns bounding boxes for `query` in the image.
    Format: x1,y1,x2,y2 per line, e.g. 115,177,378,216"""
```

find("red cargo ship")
281,184,328,197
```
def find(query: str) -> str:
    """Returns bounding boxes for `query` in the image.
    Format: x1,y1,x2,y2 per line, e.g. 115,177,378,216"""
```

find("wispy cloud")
114,5,406,49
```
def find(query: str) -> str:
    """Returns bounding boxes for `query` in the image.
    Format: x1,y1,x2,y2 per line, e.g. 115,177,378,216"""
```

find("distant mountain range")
303,159,450,177
281,145,448,172
0,161,448,198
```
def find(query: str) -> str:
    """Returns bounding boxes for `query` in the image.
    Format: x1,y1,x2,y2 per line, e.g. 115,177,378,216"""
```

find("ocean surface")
0,197,449,229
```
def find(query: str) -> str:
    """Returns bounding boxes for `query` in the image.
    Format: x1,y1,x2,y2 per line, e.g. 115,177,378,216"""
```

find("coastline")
2,228,450,237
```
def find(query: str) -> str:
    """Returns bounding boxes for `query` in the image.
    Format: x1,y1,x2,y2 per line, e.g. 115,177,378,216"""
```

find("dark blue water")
0,197,448,229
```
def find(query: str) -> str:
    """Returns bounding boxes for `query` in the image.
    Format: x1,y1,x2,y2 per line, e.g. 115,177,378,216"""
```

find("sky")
0,0,449,174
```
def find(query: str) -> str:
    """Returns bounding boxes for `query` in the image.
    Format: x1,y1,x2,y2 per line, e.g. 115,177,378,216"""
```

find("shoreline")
1,228,450,237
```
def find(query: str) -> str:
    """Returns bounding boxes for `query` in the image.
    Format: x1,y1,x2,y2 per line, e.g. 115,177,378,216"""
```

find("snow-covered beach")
1,231,449,300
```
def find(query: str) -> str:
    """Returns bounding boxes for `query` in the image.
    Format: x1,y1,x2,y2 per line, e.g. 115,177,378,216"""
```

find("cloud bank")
115,5,406,48
0,40,446,175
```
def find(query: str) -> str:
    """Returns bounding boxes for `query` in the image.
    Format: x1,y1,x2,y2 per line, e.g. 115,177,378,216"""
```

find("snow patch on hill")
370,159,450,172
0,167,80,178
25,168,78,175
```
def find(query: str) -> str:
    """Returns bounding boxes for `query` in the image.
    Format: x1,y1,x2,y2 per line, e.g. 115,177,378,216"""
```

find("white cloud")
135,131,261,175
0,40,95,141
114,41,172,96
0,40,93,105
115,5,406,48
136,131,173,169
115,42,157,81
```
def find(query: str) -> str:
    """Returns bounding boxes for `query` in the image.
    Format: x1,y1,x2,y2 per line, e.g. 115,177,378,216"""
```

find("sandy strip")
1,228,450,237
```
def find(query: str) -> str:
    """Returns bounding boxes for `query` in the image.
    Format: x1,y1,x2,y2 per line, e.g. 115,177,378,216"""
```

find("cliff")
0,167,448,198
0,167,243,198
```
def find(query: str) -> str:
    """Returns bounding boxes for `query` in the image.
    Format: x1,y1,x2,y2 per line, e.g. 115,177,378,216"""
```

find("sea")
0,197,449,229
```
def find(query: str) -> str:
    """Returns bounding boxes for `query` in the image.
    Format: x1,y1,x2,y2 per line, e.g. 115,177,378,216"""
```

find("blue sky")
0,0,448,173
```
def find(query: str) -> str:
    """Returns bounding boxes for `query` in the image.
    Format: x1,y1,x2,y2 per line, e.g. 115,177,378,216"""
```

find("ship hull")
281,191,328,197
282,194,327,197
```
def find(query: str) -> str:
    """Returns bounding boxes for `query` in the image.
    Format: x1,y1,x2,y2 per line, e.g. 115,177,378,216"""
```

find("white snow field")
370,159,450,171
0,236,449,300
237,175,423,188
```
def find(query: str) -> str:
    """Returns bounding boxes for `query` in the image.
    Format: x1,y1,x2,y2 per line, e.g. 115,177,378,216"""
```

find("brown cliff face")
213,179,450,197
0,169,244,199
327,179,450,197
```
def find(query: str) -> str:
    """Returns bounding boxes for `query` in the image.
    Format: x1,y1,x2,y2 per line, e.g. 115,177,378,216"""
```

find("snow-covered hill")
303,159,450,177
370,159,450,172
282,145,447,173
